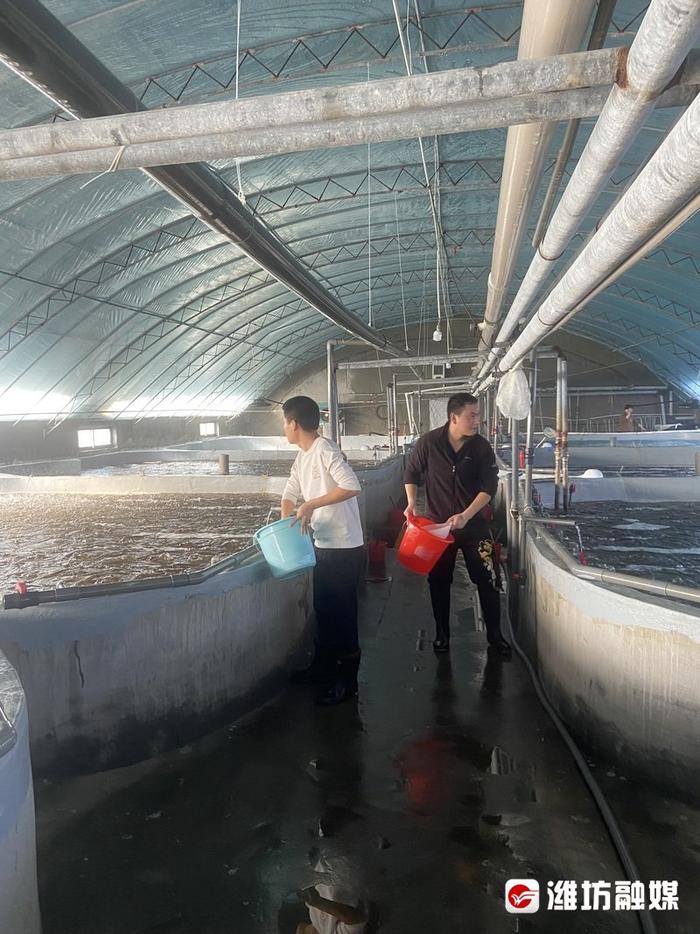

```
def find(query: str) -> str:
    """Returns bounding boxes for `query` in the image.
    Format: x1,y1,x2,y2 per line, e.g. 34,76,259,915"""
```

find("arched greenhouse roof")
0,0,697,422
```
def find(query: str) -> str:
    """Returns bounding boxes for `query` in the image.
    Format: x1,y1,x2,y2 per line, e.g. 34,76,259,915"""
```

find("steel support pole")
510,417,520,576
554,356,562,512
561,355,569,512
392,374,399,453
524,352,538,511
327,340,338,445
659,393,667,425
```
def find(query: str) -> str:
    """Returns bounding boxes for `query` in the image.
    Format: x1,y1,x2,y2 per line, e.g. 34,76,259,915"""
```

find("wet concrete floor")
34,557,698,932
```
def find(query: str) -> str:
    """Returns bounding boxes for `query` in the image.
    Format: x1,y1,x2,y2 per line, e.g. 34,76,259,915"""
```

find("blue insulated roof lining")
0,0,697,421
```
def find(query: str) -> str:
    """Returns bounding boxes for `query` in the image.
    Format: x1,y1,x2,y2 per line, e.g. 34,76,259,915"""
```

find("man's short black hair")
447,392,478,418
283,395,320,431
624,405,633,413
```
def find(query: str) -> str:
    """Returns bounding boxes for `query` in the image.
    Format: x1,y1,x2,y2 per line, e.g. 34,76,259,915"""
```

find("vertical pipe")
492,394,499,451
524,352,538,510
554,354,562,511
392,373,399,453
327,341,338,444
561,355,569,511
510,416,520,575
386,384,393,448
417,385,423,433
659,392,667,426
669,390,674,419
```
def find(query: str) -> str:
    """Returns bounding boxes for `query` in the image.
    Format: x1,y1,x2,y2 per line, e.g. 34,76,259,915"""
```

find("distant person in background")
619,405,646,432
281,396,365,706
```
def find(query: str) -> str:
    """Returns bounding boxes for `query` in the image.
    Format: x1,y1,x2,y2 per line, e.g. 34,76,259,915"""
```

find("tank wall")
0,655,41,934
536,475,700,506
0,564,312,776
520,531,700,798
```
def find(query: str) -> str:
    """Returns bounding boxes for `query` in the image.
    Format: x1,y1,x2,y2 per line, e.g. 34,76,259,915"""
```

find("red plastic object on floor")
368,540,387,564
397,515,454,575
367,539,390,582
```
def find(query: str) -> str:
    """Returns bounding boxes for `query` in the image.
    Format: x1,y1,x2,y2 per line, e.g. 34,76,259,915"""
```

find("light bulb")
432,325,442,342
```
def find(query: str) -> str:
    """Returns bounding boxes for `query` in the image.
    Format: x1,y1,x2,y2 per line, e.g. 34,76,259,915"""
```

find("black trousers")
427,537,502,643
313,545,365,654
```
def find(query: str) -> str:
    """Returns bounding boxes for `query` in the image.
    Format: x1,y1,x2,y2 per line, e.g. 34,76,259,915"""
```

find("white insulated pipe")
0,49,642,183
553,190,700,334
498,92,700,374
478,0,597,355
478,0,700,383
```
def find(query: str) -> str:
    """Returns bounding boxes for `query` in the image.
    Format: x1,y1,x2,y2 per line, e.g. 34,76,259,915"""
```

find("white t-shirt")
308,884,367,934
282,436,364,549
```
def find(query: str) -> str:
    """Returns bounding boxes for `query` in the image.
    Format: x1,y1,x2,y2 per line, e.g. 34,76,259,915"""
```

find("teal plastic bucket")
253,517,316,579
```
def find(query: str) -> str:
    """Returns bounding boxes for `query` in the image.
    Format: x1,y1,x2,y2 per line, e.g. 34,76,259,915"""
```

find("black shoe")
432,639,450,654
290,649,332,685
315,680,358,706
488,636,512,658
315,651,360,705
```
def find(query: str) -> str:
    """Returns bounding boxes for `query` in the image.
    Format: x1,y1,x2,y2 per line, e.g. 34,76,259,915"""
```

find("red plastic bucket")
397,515,454,575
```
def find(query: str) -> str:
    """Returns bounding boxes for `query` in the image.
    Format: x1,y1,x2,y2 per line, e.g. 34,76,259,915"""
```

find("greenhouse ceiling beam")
1,47,699,181
0,0,404,359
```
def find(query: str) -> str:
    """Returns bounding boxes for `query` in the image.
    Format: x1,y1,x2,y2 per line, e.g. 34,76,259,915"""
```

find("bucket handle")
253,506,282,550
265,506,281,525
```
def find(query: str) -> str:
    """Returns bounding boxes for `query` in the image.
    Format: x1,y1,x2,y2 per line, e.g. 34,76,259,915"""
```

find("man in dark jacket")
403,393,510,657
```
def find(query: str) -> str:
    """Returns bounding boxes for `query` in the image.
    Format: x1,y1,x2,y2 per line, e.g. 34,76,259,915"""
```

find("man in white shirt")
281,396,365,706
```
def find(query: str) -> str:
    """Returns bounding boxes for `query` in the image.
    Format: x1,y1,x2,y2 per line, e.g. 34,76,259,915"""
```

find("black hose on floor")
503,581,657,934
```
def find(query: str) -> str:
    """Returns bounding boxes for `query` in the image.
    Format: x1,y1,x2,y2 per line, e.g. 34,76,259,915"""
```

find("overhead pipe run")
477,0,597,359
4,50,700,182
551,190,700,337
531,0,617,251
496,92,700,376
476,0,700,386
0,0,404,358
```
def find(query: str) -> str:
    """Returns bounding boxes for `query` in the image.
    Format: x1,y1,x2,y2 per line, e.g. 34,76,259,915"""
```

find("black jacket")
403,424,499,538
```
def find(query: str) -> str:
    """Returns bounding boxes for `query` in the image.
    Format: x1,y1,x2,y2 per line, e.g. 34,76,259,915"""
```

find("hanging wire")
366,64,373,329
394,191,410,351
234,0,246,202
418,251,429,356
78,144,127,189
